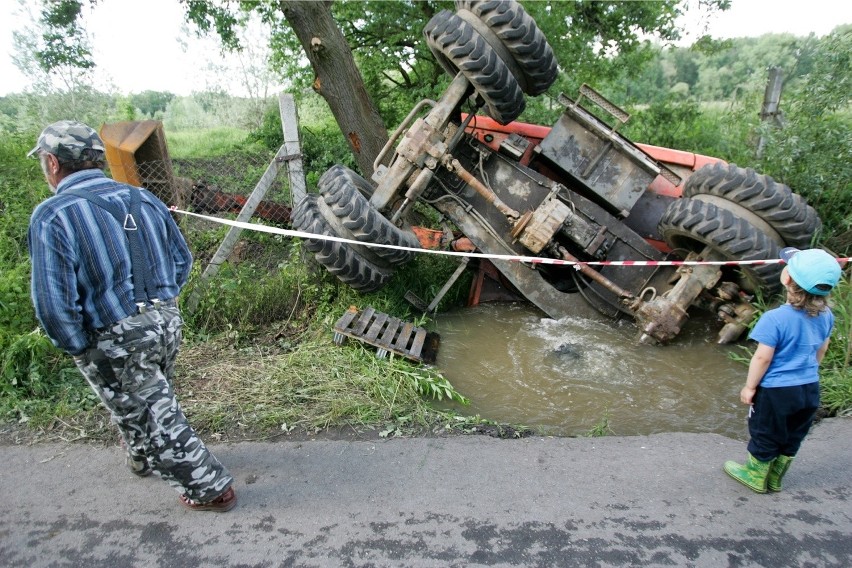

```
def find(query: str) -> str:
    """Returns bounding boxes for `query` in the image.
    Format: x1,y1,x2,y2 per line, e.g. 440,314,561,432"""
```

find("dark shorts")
747,382,820,462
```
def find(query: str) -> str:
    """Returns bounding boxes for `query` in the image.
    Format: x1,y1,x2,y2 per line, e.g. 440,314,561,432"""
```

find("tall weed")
821,276,852,414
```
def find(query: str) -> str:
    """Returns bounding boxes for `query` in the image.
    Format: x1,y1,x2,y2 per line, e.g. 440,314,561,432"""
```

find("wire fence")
126,151,294,225
121,152,293,261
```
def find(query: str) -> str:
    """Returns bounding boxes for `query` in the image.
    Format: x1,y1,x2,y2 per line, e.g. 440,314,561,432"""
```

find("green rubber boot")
723,453,773,493
767,455,794,492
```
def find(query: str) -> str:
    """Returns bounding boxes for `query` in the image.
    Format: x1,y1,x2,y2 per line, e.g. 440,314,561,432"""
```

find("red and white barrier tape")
172,208,850,267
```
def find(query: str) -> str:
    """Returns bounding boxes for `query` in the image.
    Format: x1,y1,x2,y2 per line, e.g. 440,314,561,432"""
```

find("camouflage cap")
27,120,106,162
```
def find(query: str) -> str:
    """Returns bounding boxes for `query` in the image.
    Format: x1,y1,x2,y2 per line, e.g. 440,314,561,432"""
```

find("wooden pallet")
333,306,440,363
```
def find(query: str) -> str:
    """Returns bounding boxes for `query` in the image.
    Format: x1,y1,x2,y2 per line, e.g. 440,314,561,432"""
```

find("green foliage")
586,410,614,437
0,135,54,396
753,30,852,242
0,263,37,336
183,240,324,337
820,277,852,415
609,33,828,105
245,94,356,187
1,330,68,397
166,127,252,159
177,335,466,438
34,0,95,72
624,96,702,149
402,368,469,404
130,90,176,118
0,88,119,136
332,0,451,126
171,146,282,202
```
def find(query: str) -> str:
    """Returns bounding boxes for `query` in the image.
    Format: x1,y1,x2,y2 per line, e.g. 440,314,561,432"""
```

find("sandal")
179,486,237,512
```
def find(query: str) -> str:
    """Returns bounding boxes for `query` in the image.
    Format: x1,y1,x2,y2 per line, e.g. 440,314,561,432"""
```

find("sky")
0,0,850,97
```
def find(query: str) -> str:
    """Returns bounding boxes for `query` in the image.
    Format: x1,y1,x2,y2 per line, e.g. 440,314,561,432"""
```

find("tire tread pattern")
455,0,557,95
659,197,782,294
291,195,392,292
424,9,525,124
319,165,420,267
684,162,821,248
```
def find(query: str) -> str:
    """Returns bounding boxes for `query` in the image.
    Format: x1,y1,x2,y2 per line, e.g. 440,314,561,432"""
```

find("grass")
174,333,468,440
3,326,472,444
586,410,614,437
821,275,852,415
165,127,254,159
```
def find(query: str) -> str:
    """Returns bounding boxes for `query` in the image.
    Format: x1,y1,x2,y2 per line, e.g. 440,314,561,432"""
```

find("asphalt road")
2,417,850,567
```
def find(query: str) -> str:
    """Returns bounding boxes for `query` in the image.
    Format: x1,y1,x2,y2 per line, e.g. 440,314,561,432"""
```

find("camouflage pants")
75,303,233,503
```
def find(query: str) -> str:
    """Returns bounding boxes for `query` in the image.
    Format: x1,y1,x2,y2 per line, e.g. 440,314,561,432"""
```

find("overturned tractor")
292,0,821,345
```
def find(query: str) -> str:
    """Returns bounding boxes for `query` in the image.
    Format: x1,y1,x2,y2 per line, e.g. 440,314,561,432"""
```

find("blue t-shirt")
748,304,834,388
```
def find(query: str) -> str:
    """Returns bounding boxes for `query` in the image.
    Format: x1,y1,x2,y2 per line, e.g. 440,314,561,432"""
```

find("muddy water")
432,303,750,440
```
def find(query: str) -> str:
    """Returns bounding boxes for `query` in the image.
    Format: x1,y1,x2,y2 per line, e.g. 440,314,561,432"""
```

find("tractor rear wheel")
658,197,782,295
424,9,525,124
454,0,558,96
291,195,393,293
319,165,421,268
684,162,821,248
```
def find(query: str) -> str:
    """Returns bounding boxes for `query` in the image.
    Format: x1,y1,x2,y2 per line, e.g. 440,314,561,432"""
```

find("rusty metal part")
716,300,757,344
374,99,437,173
510,210,534,241
442,155,520,220
190,181,291,223
552,244,634,299
633,250,722,344
513,197,569,253
513,193,613,260
100,120,176,204
371,74,472,212
538,90,682,217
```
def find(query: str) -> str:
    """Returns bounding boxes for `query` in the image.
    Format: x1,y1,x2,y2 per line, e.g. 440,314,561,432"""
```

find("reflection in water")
431,303,750,439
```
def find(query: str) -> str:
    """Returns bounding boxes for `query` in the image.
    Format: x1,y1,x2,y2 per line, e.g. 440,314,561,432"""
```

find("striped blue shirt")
28,169,193,355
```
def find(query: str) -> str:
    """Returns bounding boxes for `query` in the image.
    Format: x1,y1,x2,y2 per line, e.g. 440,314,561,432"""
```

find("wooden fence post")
184,93,305,313
757,66,784,158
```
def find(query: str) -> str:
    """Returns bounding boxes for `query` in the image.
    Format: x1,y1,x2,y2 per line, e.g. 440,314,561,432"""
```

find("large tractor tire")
319,164,373,199
319,165,421,268
455,0,558,96
424,9,525,124
684,162,821,249
291,195,392,293
658,197,782,295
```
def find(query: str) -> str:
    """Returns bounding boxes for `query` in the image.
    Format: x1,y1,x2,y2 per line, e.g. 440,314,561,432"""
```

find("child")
724,247,842,493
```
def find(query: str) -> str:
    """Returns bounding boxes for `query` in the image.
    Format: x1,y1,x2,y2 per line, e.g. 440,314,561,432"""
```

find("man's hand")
740,385,757,405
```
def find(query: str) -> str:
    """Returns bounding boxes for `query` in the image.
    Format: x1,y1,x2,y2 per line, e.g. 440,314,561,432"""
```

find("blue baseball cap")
780,247,842,296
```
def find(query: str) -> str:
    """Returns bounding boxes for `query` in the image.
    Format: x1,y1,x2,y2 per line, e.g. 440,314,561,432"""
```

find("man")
27,120,236,512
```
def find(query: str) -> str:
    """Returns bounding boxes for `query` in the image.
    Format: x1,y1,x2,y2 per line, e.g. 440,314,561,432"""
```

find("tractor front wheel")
424,9,526,124
319,165,421,268
454,0,558,96
291,194,393,293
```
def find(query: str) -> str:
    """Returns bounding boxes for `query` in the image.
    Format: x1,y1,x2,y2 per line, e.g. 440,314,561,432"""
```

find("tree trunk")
280,0,389,178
